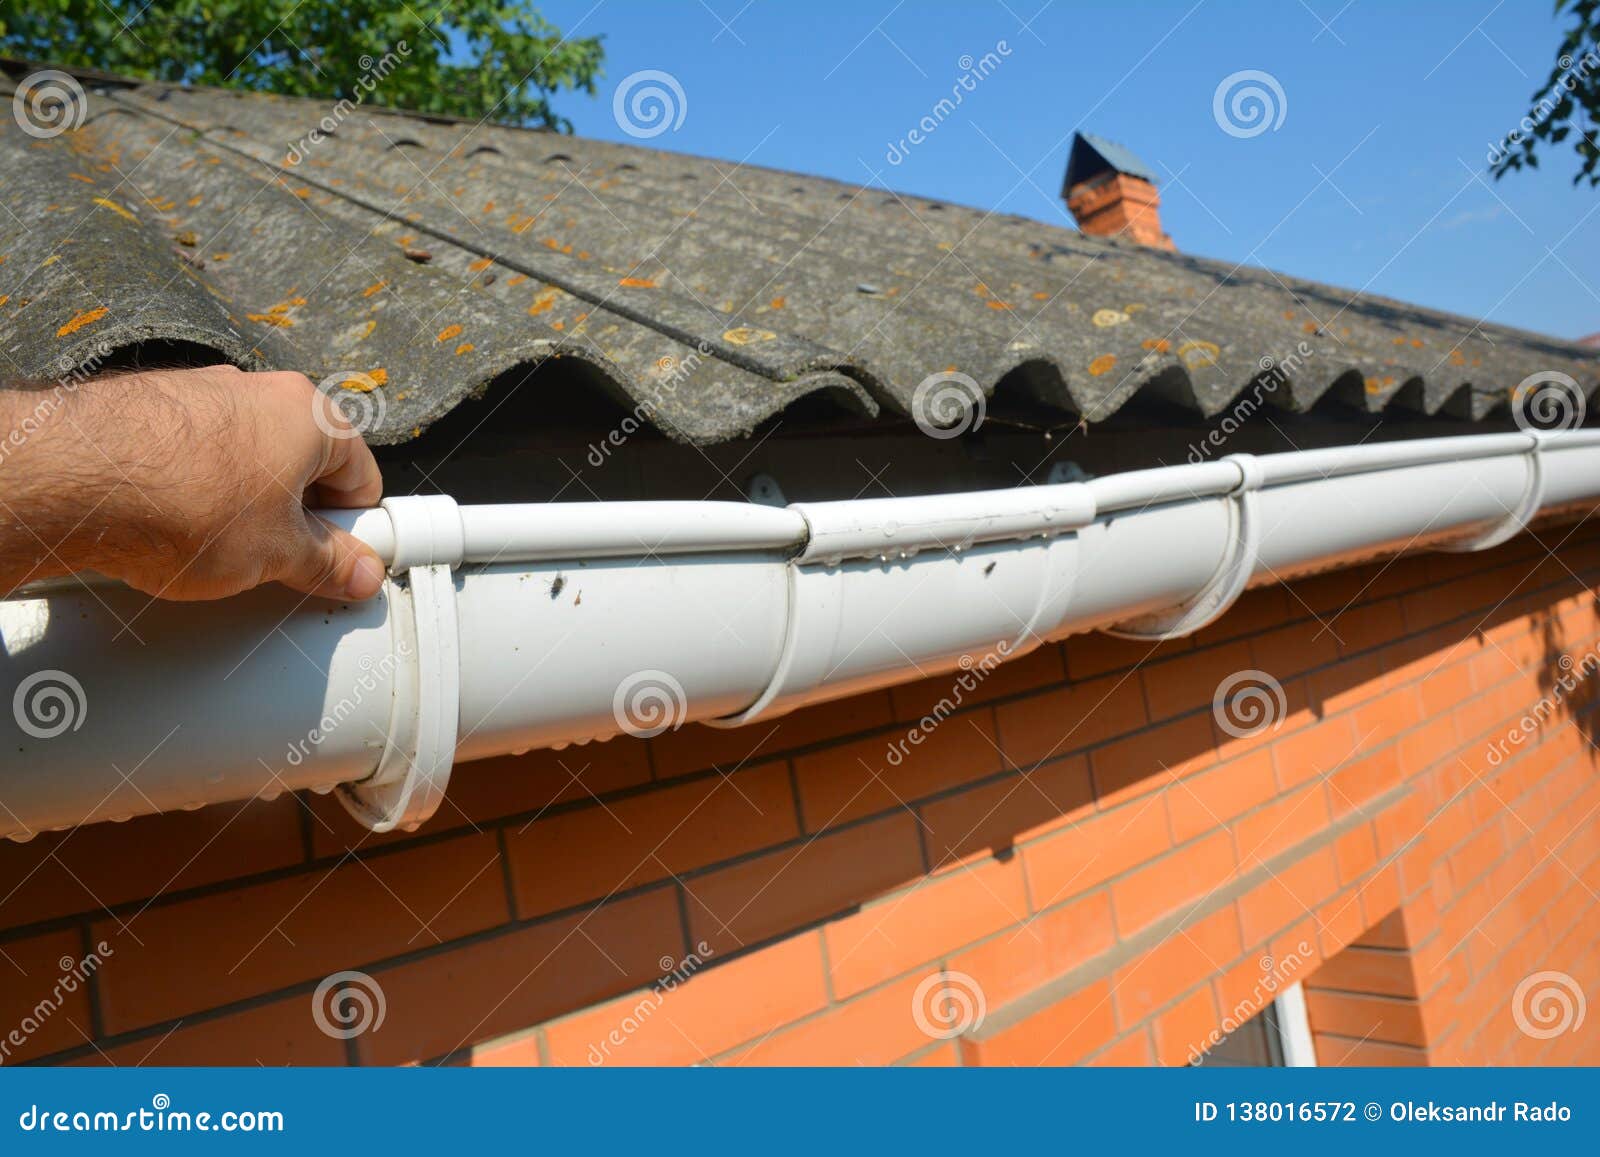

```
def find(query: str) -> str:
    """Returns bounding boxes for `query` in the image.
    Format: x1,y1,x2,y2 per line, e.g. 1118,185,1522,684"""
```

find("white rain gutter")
2,429,1597,840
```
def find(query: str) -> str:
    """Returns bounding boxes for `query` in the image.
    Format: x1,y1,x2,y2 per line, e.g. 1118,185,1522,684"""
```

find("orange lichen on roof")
1032,291,1050,300
618,277,656,288
41,255,59,266
528,288,560,316
1088,354,1117,376
1302,322,1318,334
1141,338,1171,352
455,342,474,355
468,258,493,272
57,307,108,337
188,195,203,207
0,296,9,307
247,313,295,327
510,215,535,234
91,197,135,221
436,324,463,342
986,299,1013,310
67,173,95,184
368,368,389,386
506,274,528,287
769,296,786,310
212,252,232,262
363,280,387,297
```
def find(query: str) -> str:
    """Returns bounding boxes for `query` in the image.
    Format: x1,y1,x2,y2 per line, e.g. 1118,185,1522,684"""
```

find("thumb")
273,512,388,601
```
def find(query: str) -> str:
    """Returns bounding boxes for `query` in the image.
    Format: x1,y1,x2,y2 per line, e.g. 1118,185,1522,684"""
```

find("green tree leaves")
0,0,603,131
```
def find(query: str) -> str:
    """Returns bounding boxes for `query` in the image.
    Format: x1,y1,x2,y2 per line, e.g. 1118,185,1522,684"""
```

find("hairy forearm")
0,367,385,602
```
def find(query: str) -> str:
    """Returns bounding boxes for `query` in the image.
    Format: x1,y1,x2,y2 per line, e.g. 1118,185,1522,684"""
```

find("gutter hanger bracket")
337,496,463,833
1441,433,1545,553
1104,453,1265,641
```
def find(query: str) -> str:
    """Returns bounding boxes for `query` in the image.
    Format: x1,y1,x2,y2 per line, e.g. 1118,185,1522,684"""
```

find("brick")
683,813,924,955
961,978,1116,1066
649,694,898,782
1307,945,1420,999
468,1027,542,1066
903,1041,962,1066
949,890,1116,1012
1237,847,1338,945
1113,904,1242,1026
80,996,345,1067
1063,634,1187,681
1088,1031,1154,1066
918,756,1092,870
504,761,798,918
1332,823,1379,885
824,857,1029,999
0,797,305,932
1141,640,1254,722
1152,985,1219,1067
1167,748,1276,844
1112,830,1237,937
307,743,652,856
1272,715,1360,791
723,973,932,1065
357,886,683,1065
994,673,1148,768
1356,864,1402,928
890,643,1065,721
1091,712,1217,808
794,711,1005,830
1327,745,1403,818
93,832,510,1034
1234,784,1332,869
543,934,828,1065
0,929,96,1064
1313,1033,1427,1066
1250,617,1342,681
1305,989,1426,1047
1022,795,1171,910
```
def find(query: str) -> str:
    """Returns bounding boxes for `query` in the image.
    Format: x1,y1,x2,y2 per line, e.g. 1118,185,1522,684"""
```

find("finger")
272,513,387,601
311,424,384,508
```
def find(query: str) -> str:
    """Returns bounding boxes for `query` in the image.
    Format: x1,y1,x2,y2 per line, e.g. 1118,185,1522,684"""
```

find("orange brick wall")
3,520,1599,1067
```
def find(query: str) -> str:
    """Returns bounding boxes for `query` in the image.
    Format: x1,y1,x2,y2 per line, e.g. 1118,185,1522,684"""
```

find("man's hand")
0,366,387,602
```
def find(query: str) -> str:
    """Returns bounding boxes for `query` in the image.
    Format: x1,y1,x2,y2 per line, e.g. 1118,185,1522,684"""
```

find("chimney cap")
1063,132,1160,196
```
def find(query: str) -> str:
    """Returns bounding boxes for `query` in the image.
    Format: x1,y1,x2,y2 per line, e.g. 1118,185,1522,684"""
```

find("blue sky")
527,0,1600,340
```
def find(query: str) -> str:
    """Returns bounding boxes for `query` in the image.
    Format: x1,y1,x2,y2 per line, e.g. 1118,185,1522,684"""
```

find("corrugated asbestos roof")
1,64,1596,446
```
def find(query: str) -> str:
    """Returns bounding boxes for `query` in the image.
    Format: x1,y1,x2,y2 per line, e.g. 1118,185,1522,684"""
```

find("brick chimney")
1062,132,1174,251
